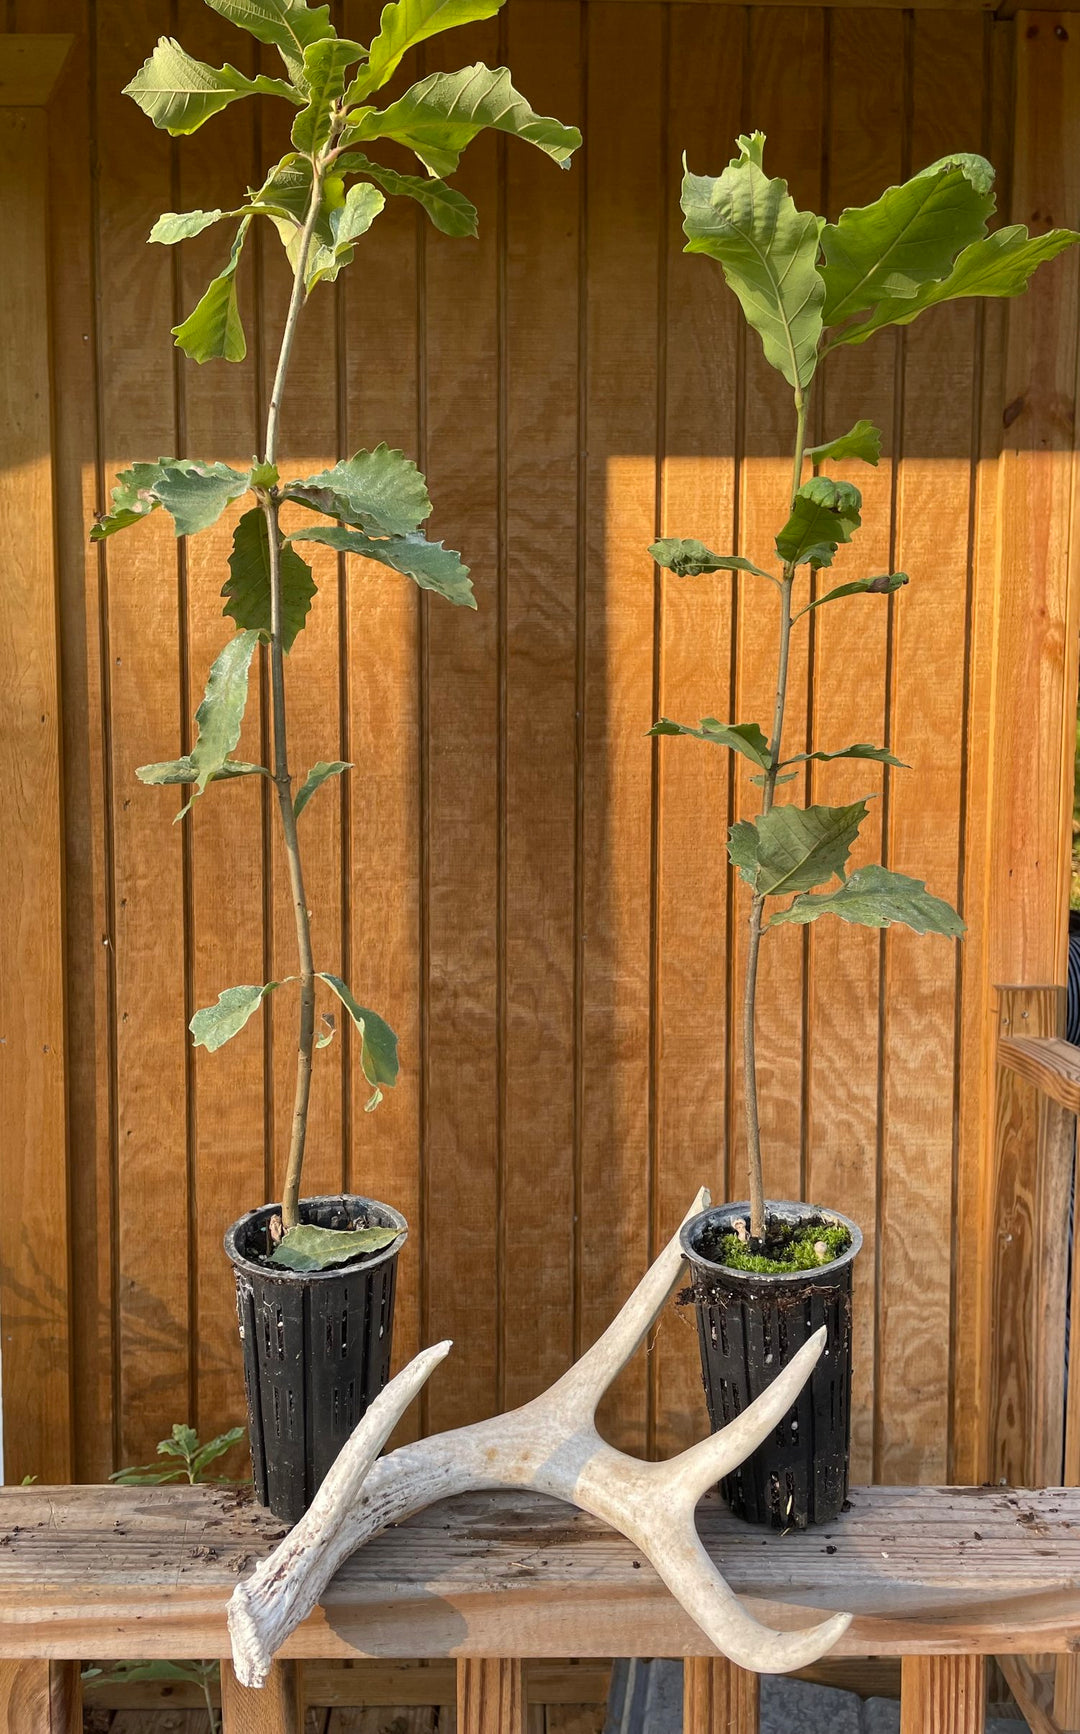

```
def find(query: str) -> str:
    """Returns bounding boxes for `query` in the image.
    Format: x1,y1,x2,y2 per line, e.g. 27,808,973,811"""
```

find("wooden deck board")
4,1485,1080,1661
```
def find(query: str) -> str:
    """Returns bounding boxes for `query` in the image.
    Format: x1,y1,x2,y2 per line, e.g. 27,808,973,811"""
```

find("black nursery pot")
680,1201,862,1531
225,1194,407,1524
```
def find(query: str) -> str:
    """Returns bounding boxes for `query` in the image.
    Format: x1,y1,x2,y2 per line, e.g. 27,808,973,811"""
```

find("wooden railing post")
458,1660,527,1734
900,1657,985,1733
0,1661,80,1732
683,1658,759,1734
221,1659,303,1733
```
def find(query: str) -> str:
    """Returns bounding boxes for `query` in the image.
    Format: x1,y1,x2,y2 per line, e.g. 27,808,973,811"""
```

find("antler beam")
228,1190,851,1687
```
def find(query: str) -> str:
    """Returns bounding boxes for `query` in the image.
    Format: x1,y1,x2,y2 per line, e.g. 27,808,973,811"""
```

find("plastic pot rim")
224,1192,408,1285
680,1199,863,1287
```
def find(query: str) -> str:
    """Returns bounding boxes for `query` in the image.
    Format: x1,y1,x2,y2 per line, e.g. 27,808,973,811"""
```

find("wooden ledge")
997,1034,1080,1113
3,1484,1080,1661
0,36,73,106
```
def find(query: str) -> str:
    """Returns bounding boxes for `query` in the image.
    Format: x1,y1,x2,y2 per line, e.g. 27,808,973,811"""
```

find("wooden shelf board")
5,1485,1080,1662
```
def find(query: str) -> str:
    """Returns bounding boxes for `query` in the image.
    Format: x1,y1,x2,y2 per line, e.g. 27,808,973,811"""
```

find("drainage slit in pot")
341,1308,349,1357
272,1384,281,1439
275,1306,286,1359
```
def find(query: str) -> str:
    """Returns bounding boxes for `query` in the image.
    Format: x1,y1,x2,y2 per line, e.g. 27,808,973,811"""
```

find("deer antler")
228,1190,851,1687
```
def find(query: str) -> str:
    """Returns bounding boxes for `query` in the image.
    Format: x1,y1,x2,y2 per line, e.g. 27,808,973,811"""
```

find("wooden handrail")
997,1034,1080,1115
2,1482,1080,1662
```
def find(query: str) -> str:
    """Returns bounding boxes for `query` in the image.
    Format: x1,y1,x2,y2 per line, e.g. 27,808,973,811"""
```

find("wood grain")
14,0,116,1483
878,6,986,1487
9,1483,1080,1660
999,1036,1080,1114
997,1654,1058,1734
458,1662,525,1734
980,17,1080,1481
0,104,71,1483
807,3,903,1486
986,987,1067,1486
0,34,71,103
498,0,582,1419
177,0,266,1454
3,0,1073,1507
222,1660,303,1733
577,0,664,1454
950,7,1014,1488
728,5,824,1212
0,1661,80,1732
339,0,423,1441
899,1656,986,1733
95,0,192,1464
652,0,744,1460
683,1658,759,1734
420,16,501,1437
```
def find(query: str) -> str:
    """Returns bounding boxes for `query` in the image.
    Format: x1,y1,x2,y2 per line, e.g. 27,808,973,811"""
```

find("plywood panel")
13,0,1080,1499
0,99,69,1487
176,0,266,1447
340,0,425,1443
652,0,744,1459
500,0,582,1412
729,7,826,1211
421,17,502,1435
15,0,116,1483
877,6,986,1486
806,4,903,1486
95,0,192,1464
578,0,665,1454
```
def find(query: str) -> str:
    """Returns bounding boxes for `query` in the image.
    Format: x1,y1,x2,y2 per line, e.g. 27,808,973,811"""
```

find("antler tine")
665,1327,828,1506
542,1187,711,1416
640,1517,852,1674
229,1340,452,1688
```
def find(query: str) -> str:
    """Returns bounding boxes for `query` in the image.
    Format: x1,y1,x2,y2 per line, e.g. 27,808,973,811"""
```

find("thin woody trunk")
743,392,809,1244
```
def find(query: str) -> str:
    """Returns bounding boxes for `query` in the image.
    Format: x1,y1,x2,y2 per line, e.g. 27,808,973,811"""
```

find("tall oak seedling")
96,0,580,1270
651,137,1078,1249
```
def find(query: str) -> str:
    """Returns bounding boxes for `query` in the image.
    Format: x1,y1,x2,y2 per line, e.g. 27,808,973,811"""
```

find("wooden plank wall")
1,1,1075,1490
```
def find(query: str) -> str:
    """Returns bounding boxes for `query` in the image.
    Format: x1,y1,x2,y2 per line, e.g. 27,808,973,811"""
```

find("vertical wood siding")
3,2,1074,1488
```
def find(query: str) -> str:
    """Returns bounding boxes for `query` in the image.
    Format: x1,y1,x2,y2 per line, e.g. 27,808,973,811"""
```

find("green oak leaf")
222,508,317,652
138,630,261,817
648,717,771,770
805,420,881,468
294,760,352,818
268,1223,400,1272
796,571,909,617
291,36,366,155
91,458,251,540
123,38,298,135
649,538,772,580
173,220,251,363
782,743,907,768
317,974,399,1097
190,981,278,1051
284,444,431,537
728,799,870,897
827,224,1080,349
776,477,862,569
289,523,474,608
150,209,231,244
336,152,478,237
345,64,581,179
203,0,335,77
306,182,385,288
770,863,965,936
347,0,504,103
820,160,994,329
135,756,266,785
681,131,825,390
